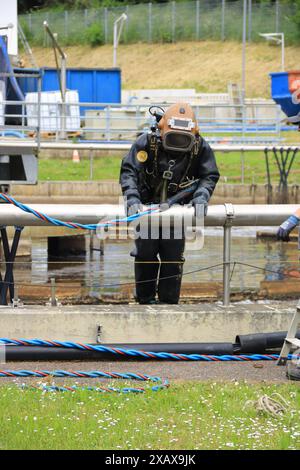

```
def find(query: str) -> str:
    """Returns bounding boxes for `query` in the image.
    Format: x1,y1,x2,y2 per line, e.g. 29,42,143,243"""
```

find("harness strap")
168,135,203,194
147,132,159,176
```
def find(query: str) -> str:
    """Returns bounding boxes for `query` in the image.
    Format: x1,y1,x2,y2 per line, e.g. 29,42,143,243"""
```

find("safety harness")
145,130,203,200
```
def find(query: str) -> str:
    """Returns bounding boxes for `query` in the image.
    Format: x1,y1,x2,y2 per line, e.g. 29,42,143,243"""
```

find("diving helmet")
158,103,199,153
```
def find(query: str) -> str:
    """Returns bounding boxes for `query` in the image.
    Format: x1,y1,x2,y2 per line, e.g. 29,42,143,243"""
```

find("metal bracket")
97,325,102,343
224,203,235,222
278,301,300,366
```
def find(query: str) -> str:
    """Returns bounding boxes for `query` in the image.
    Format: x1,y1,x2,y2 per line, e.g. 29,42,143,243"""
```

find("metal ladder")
18,23,38,69
277,301,300,365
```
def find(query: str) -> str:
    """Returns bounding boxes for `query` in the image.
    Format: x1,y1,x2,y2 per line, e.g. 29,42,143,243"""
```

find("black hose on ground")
236,330,300,353
4,330,299,361
4,342,234,361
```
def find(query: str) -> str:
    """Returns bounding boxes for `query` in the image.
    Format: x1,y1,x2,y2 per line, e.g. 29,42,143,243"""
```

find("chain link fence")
19,0,298,47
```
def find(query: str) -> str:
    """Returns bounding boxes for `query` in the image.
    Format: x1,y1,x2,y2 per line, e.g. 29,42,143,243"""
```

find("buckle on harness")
163,170,173,180
168,183,178,193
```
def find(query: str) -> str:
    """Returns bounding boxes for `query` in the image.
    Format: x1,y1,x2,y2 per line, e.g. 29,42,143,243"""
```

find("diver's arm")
277,209,300,242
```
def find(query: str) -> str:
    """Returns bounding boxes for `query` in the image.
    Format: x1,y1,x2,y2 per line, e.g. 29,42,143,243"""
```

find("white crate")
25,90,81,132
65,90,81,131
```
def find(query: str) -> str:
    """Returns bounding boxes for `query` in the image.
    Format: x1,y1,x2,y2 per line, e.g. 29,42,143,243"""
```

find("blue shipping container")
17,67,121,107
270,71,300,118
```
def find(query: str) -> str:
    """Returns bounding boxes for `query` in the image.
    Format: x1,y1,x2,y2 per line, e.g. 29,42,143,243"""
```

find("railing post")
105,105,111,141
37,73,42,152
223,203,234,307
89,148,94,180
240,149,245,184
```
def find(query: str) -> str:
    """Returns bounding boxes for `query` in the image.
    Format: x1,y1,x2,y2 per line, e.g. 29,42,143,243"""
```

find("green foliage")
18,0,171,14
85,23,105,46
18,1,300,46
19,20,34,43
290,0,300,37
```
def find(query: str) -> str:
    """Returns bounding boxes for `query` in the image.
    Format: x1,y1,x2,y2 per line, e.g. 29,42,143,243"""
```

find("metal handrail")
0,99,288,141
0,141,298,152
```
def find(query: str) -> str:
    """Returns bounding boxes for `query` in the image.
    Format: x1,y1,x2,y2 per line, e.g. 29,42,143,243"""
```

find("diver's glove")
126,196,143,218
190,187,210,218
277,215,300,242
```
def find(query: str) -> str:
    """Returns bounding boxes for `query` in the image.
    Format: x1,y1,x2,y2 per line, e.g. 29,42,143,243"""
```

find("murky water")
12,227,299,300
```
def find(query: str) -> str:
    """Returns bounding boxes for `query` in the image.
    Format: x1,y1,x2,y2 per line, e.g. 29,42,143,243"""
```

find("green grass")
0,382,300,450
38,148,300,185
39,156,122,181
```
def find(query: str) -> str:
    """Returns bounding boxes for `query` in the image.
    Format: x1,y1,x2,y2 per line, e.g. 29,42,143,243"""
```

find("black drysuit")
120,132,220,304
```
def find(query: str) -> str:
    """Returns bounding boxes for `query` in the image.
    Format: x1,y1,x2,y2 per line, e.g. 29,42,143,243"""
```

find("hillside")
25,41,300,98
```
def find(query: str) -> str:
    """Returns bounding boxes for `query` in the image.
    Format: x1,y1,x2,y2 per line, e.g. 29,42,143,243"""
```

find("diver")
119,103,220,304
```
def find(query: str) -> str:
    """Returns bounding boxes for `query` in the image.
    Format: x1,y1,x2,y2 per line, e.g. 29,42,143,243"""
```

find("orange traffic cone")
72,149,80,163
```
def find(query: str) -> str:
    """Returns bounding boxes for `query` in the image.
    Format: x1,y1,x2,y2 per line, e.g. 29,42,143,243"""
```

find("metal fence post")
64,11,68,39
223,204,234,307
248,0,252,43
242,0,247,102
196,0,200,40
221,0,225,41
275,0,280,33
46,13,50,46
84,9,88,29
172,1,176,43
125,5,129,39
104,7,108,44
148,3,152,43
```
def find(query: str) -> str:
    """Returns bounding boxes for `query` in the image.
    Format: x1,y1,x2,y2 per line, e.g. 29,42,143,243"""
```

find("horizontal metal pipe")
2,99,280,109
0,204,298,227
0,140,299,153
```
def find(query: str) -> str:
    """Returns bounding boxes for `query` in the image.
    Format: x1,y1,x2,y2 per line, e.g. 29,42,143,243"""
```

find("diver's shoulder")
134,132,149,150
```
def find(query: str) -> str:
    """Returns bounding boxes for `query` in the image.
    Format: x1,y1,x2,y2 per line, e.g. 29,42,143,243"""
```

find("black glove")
190,187,210,218
277,215,299,242
126,196,143,218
